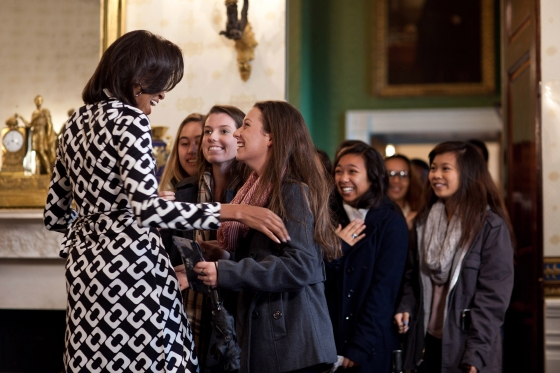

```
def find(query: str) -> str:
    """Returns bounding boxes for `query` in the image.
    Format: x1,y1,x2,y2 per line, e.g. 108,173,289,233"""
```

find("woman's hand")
394,312,410,334
158,190,176,201
198,239,231,261
174,265,189,290
461,365,477,373
194,261,219,287
342,357,359,369
220,204,290,244
336,219,366,246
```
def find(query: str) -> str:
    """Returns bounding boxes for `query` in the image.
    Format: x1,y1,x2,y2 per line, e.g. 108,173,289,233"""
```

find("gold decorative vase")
151,126,171,181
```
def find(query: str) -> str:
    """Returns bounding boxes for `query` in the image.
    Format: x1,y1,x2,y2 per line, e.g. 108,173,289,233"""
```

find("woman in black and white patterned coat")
44,30,288,373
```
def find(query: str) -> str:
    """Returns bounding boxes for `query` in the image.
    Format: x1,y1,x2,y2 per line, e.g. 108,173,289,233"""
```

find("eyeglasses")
388,170,409,179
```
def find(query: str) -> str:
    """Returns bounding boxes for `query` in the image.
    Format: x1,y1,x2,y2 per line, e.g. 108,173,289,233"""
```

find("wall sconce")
219,0,258,82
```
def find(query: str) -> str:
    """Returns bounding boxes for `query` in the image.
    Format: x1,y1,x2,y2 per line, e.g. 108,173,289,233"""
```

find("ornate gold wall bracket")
234,23,258,82
220,0,257,81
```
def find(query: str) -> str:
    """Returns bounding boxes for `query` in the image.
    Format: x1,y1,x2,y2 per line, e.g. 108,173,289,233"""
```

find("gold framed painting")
374,0,495,97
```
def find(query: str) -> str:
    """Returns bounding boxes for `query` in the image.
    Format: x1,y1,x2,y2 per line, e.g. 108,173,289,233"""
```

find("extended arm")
15,114,30,127
217,183,321,292
116,110,288,241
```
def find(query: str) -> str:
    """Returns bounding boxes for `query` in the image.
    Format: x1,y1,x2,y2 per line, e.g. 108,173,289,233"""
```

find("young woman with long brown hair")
394,141,514,373
180,100,340,373
161,105,248,371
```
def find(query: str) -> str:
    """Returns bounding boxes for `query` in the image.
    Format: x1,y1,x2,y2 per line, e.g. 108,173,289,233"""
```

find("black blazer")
325,198,408,372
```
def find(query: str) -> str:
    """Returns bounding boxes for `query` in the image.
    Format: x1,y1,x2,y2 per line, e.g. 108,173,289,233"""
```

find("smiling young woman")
159,113,204,192
385,154,423,229
395,141,514,373
185,100,340,373
326,141,408,372
160,105,248,371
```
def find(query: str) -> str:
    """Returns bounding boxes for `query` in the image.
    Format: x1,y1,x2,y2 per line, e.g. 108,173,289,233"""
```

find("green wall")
287,0,501,157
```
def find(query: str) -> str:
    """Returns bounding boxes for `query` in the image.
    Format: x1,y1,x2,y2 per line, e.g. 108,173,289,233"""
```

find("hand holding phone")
172,236,211,293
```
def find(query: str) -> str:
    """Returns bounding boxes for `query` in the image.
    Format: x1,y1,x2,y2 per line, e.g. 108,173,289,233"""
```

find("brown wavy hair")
196,105,250,201
159,113,204,191
252,101,341,261
416,141,513,248
385,154,423,212
83,30,183,106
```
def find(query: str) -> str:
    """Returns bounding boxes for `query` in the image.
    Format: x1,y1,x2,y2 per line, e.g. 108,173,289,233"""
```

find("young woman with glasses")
385,154,424,229
325,141,409,372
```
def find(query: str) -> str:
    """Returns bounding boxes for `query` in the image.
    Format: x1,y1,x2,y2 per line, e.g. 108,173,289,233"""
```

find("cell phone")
172,236,211,293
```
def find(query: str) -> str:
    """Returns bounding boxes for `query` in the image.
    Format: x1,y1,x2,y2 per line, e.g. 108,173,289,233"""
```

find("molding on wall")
0,211,62,258
545,298,560,372
0,209,44,219
345,107,502,142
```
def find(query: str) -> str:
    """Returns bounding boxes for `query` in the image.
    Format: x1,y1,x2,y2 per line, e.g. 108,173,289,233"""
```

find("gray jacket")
218,182,337,373
397,210,514,372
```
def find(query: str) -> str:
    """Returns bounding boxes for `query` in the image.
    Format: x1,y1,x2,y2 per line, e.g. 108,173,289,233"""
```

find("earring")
135,84,143,97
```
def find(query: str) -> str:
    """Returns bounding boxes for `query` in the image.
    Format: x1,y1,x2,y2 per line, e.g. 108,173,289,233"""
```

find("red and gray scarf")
217,171,272,252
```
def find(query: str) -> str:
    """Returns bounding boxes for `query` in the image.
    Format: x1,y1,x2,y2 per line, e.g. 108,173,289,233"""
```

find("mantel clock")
1,115,27,174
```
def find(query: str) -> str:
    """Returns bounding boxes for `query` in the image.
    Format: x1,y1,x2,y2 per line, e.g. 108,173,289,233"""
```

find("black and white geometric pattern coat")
44,97,220,373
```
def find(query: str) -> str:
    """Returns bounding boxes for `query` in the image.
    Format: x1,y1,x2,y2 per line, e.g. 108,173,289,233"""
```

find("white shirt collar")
343,202,369,221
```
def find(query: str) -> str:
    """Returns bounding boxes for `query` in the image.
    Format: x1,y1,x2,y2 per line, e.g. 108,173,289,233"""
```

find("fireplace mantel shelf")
0,209,44,219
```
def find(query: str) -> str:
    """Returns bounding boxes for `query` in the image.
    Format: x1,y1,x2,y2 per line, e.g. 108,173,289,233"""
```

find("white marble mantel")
0,210,66,309
0,209,63,258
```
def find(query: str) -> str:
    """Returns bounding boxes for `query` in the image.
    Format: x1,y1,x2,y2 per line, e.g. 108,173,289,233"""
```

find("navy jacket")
325,198,408,372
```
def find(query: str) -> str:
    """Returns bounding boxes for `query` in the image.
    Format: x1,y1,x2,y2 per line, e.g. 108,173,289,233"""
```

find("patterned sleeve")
44,143,78,232
114,108,220,230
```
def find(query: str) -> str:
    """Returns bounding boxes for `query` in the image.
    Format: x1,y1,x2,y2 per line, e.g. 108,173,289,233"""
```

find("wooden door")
501,0,543,372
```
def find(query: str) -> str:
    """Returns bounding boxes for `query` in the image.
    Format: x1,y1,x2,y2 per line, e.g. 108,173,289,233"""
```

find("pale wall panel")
0,0,100,135
125,0,286,138
541,0,560,257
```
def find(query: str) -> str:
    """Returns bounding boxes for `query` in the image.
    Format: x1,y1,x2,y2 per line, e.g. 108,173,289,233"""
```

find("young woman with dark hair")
159,113,204,191
324,141,409,372
395,141,514,373
385,154,424,229
161,105,248,371
44,30,288,372
180,100,340,373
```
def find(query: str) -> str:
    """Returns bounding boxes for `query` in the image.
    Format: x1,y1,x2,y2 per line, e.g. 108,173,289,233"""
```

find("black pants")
417,333,442,373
